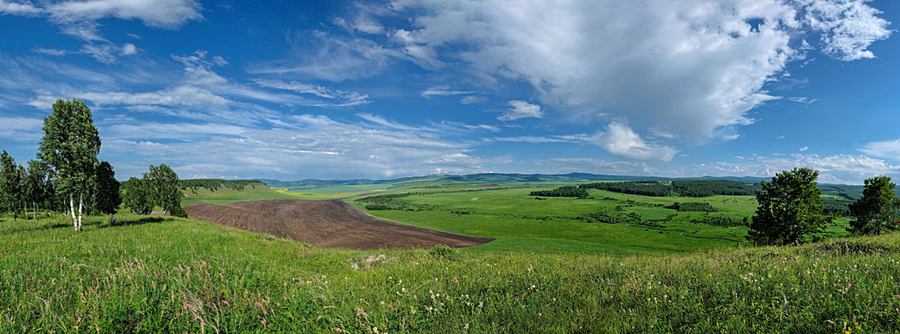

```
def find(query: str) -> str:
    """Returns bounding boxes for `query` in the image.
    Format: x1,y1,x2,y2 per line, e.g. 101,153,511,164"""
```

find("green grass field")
349,184,847,256
2,212,899,333
2,181,887,332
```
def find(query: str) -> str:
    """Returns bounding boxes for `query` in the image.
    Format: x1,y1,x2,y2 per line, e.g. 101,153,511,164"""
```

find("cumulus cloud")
120,43,137,55
351,0,891,141
498,100,543,121
593,123,679,161
802,0,893,61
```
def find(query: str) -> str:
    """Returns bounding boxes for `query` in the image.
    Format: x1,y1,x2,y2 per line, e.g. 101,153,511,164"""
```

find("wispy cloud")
254,79,369,107
859,139,900,160
459,96,489,105
788,97,818,104
692,153,900,185
102,115,493,179
420,85,474,98
3,0,203,63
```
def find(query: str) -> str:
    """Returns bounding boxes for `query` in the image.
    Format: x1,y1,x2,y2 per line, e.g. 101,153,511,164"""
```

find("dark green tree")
38,98,100,231
848,176,900,235
123,177,153,215
145,164,186,217
748,168,831,246
24,160,53,219
0,151,23,220
92,161,121,223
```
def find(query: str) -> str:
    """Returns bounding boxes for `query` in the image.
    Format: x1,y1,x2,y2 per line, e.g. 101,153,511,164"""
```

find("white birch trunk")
77,193,83,231
70,195,77,231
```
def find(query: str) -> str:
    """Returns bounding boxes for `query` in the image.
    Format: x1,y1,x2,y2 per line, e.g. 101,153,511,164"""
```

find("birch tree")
38,98,100,231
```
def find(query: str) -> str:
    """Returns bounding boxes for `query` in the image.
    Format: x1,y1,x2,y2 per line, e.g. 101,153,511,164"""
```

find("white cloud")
80,43,116,63
525,158,664,177
788,96,818,104
693,153,900,184
356,0,890,141
459,95,489,105
33,48,67,56
3,0,201,63
0,116,44,141
431,120,501,133
254,79,370,107
0,0,42,15
121,43,137,55
102,117,492,179
250,30,403,82
593,122,679,161
498,100,543,121
859,139,900,159
494,136,570,144
420,86,474,98
799,146,809,151
47,0,202,29
802,0,893,61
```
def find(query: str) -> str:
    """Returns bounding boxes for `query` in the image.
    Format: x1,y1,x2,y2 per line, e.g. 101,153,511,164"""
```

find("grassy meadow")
0,180,893,333
351,184,852,256
2,212,899,333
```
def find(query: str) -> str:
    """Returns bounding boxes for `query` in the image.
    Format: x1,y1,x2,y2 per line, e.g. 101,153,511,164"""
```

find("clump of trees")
1,100,122,229
0,98,184,229
579,181,671,196
848,176,899,236
665,202,717,212
748,168,832,246
530,186,589,199
122,164,186,217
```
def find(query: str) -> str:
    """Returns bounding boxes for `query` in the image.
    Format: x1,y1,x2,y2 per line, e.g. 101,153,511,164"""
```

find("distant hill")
259,173,770,189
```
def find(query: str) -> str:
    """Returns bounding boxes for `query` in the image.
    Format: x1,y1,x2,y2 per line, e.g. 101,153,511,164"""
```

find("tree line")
0,98,184,229
180,179,265,192
530,186,590,199
578,180,760,197
748,168,900,246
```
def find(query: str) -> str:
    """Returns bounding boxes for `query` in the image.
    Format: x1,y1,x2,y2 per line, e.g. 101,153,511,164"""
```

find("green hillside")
1,212,898,333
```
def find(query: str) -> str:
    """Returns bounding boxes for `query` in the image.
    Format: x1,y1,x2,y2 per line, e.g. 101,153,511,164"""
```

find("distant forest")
179,179,265,192
578,180,761,197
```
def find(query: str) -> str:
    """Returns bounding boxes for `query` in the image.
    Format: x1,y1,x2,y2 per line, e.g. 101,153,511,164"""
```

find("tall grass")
2,214,899,333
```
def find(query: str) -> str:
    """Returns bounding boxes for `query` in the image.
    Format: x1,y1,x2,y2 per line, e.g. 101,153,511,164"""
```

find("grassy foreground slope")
2,214,899,333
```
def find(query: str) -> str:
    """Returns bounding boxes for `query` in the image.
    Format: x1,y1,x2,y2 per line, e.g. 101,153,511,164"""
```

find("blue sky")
0,0,898,184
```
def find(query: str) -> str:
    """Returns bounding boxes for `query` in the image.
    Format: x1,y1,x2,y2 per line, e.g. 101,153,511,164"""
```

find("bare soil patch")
184,199,494,250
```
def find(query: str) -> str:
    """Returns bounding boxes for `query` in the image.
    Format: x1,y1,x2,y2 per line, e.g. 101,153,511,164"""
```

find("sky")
0,0,899,184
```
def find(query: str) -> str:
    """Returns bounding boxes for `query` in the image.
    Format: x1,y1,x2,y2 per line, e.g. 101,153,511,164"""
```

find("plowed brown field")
184,199,494,250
